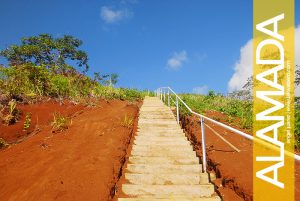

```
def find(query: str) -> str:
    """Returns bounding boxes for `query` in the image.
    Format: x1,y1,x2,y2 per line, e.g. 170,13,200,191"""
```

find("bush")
121,114,134,128
51,112,71,132
49,74,70,97
0,138,8,148
23,112,32,130
0,34,144,102
178,93,253,130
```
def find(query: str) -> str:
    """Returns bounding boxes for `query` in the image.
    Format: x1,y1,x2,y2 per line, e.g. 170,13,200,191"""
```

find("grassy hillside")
0,34,147,147
0,64,145,102
173,92,300,149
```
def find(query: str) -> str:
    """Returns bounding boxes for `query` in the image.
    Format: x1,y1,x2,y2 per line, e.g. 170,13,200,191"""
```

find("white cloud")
167,50,188,70
228,25,300,96
228,40,253,92
193,85,208,95
100,6,131,24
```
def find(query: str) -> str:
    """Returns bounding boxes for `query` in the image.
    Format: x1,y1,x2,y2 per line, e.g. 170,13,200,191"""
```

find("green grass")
170,93,300,149
0,138,8,148
121,114,134,128
23,112,32,130
50,112,71,132
0,64,145,102
173,93,252,129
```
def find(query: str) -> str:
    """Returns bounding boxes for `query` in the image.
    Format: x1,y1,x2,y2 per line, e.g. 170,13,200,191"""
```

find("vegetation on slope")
0,34,146,146
177,91,252,130
174,91,300,149
0,34,145,102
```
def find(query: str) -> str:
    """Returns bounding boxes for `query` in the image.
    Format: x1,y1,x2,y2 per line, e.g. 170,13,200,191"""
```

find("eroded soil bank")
0,99,140,201
180,113,300,201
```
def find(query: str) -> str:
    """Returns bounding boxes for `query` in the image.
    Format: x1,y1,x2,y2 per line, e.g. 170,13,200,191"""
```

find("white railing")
155,86,300,172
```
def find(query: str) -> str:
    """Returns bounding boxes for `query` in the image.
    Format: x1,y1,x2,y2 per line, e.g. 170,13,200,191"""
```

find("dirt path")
181,114,300,201
0,99,140,201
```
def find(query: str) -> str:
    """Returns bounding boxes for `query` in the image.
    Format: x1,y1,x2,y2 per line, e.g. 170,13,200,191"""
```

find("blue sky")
0,0,299,94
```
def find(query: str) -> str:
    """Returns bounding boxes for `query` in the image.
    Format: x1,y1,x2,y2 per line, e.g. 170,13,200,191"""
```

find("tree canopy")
0,34,89,74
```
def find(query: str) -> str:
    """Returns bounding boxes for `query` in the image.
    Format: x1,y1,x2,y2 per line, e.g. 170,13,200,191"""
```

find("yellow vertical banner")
253,0,294,201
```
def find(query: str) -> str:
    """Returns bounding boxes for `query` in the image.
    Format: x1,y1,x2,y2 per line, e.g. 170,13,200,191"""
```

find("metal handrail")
155,86,300,172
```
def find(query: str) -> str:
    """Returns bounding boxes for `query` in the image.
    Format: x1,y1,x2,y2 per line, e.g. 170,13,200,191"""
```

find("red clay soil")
0,99,140,201
180,111,300,201
0,99,85,143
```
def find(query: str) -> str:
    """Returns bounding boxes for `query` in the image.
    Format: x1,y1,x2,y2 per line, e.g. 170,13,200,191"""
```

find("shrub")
49,74,70,97
0,34,145,103
23,112,32,130
1,99,20,125
0,138,8,148
121,114,134,128
51,112,71,132
178,93,252,130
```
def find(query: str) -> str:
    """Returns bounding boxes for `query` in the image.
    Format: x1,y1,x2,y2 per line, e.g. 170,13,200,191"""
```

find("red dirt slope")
0,99,140,201
0,99,85,143
181,112,300,201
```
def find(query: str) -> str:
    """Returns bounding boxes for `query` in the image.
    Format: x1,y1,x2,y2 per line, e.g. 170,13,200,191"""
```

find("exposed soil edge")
180,114,252,201
109,102,141,201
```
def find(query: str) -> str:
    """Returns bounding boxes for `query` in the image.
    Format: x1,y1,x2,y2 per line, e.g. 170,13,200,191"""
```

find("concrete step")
138,123,180,127
125,173,209,185
138,115,175,118
119,196,221,201
138,121,178,124
136,133,186,137
134,136,187,142
138,127,183,132
128,156,199,165
136,132,184,136
137,130,184,134
132,145,193,152
134,140,190,146
119,97,220,201
130,149,196,157
136,133,185,138
126,164,201,174
139,111,172,114
137,129,182,133
137,128,182,132
138,119,176,122
121,184,215,197
138,123,178,127
133,138,191,146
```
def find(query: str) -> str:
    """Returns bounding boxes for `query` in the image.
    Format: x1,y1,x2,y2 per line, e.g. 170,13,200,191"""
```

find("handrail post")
160,88,162,100
168,89,170,107
163,89,166,103
176,96,179,124
200,117,207,173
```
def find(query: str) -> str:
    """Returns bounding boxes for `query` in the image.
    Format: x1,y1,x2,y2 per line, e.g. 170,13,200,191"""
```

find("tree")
110,73,118,85
93,72,109,83
103,73,119,86
0,34,89,74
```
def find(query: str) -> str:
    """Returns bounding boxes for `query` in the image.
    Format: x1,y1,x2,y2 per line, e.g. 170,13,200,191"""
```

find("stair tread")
118,196,221,201
125,173,209,185
118,97,220,201
121,184,215,197
128,156,199,165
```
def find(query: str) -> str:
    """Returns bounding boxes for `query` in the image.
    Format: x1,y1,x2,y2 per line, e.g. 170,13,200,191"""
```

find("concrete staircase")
118,97,221,201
